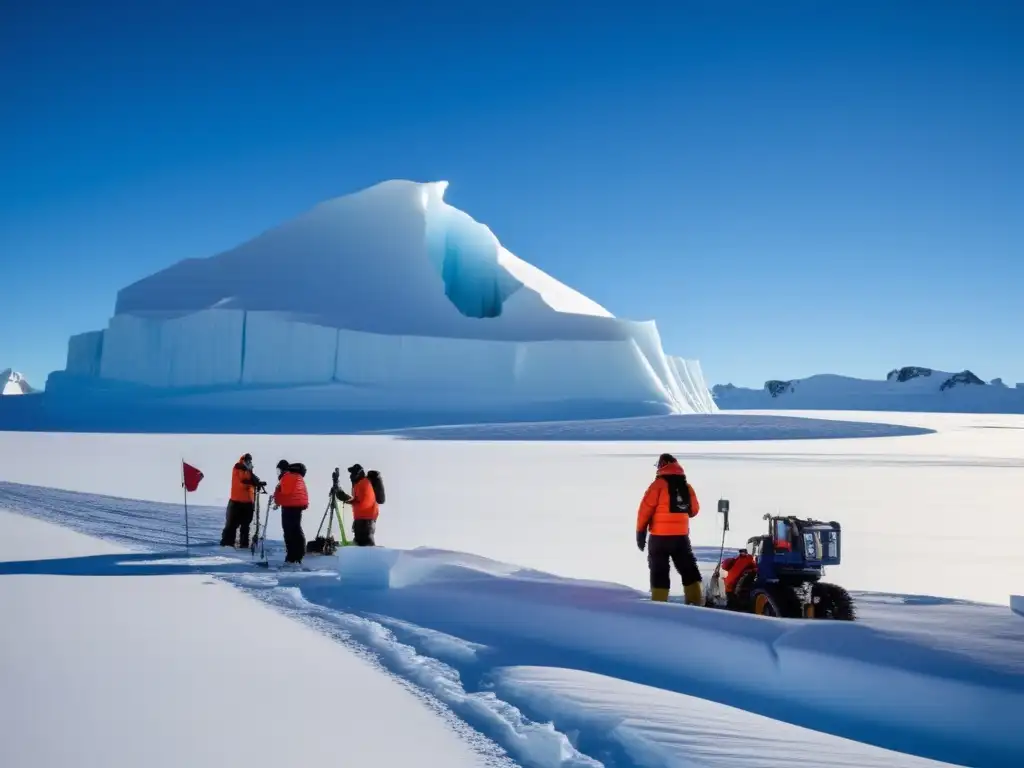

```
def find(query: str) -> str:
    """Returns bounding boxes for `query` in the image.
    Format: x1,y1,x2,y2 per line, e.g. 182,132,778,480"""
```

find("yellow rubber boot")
650,587,670,602
684,582,704,606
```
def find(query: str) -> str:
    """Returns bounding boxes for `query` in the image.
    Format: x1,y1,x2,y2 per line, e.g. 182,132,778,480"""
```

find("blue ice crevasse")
423,183,523,318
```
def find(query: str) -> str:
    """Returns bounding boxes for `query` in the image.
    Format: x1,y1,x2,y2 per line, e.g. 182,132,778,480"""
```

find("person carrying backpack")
273,459,309,564
636,453,702,604
334,463,380,546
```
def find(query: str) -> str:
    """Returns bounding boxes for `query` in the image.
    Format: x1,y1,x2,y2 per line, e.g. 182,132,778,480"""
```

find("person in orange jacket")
636,453,703,604
273,459,309,564
334,463,379,546
220,453,264,549
720,550,757,600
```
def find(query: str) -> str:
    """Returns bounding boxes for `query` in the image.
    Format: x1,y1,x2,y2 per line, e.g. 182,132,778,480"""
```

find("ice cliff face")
51,180,716,420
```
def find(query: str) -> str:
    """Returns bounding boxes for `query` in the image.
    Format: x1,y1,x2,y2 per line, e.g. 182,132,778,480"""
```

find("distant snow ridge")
47,180,716,419
713,366,1024,414
1,370,35,396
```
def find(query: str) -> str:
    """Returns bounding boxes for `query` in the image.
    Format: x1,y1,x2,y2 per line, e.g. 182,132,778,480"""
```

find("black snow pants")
352,519,376,547
648,534,702,591
221,501,255,547
281,507,306,563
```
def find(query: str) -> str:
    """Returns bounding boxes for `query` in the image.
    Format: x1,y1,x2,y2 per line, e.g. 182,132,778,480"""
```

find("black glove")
636,531,647,552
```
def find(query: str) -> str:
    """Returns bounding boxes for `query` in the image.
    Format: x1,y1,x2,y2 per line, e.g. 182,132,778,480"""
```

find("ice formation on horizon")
50,180,716,419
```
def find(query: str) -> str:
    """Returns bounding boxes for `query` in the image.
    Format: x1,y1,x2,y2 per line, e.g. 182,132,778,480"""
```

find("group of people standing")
220,449,704,600
220,454,380,564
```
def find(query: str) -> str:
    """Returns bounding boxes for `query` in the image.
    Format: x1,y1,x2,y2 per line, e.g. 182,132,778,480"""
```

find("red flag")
182,462,204,493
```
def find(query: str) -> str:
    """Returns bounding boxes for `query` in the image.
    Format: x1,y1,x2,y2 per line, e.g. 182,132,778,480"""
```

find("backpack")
367,470,386,504
664,474,693,516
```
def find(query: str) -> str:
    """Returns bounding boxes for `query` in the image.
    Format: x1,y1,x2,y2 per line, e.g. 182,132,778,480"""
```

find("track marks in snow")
4,481,1021,768
239,582,602,768
368,613,489,665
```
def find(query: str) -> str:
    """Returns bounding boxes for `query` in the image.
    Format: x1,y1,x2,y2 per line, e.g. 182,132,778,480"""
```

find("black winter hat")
656,453,677,468
276,459,290,472
347,463,364,476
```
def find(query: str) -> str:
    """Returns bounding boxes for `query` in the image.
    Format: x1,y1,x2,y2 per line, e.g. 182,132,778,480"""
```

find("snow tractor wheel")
727,570,756,612
751,584,802,619
812,582,856,621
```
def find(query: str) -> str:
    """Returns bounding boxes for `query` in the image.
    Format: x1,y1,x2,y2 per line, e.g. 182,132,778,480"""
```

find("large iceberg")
46,180,716,426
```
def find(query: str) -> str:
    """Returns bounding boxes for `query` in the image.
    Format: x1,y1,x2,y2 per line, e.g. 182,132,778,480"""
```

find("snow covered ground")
2,498,1020,768
1,410,1023,767
0,411,1019,603
0,510,503,768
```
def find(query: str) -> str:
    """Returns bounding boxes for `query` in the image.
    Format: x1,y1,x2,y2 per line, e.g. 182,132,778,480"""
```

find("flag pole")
181,458,190,554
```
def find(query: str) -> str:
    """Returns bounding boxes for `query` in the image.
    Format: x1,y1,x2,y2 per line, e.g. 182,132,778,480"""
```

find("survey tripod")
307,468,350,556
251,484,270,566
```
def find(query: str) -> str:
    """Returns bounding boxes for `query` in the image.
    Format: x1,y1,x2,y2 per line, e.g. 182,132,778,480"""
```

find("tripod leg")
315,498,331,540
336,499,349,546
251,498,259,556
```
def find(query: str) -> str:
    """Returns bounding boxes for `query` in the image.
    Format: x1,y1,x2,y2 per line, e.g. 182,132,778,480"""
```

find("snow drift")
713,366,1024,414
42,180,715,425
0,511,503,768
1,370,35,396
1,477,1021,768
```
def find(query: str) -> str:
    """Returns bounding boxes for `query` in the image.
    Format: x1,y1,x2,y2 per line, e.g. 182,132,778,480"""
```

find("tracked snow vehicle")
705,501,855,620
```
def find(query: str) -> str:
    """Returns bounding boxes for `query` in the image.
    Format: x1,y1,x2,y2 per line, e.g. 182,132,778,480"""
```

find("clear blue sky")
2,0,1021,389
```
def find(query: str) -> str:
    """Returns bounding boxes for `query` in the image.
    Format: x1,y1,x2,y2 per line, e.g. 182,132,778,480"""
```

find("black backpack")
664,474,693,516
367,470,386,504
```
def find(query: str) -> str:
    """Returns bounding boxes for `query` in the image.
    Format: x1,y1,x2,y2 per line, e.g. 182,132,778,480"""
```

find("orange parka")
230,456,256,503
636,460,700,537
351,476,379,521
274,470,309,510
721,552,756,593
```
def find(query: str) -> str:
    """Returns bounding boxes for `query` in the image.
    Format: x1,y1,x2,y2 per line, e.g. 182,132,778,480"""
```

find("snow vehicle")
705,500,855,620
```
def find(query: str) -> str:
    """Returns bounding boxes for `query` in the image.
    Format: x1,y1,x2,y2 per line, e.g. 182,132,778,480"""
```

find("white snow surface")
494,667,950,768
2,411,1023,767
49,180,715,418
714,370,1024,414
1,369,34,395
0,511,501,768
0,490,1017,768
0,410,1018,604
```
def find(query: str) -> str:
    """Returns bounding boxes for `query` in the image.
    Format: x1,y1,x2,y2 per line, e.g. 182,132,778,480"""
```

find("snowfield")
0,511,502,768
1,410,1019,603
1,410,1023,767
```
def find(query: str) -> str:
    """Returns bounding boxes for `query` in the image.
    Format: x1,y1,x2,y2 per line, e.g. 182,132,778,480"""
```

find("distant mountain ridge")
713,366,1024,414
1,370,36,396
